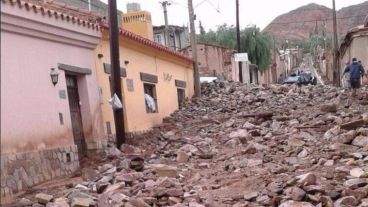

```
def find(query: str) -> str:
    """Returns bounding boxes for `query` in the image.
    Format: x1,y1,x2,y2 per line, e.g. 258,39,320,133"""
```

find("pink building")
1,0,105,200
180,43,236,80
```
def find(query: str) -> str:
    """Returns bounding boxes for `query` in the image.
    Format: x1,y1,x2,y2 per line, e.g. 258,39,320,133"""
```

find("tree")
197,24,272,70
199,21,206,36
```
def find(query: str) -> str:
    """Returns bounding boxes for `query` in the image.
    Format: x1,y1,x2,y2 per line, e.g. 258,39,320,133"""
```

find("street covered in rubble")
10,82,368,207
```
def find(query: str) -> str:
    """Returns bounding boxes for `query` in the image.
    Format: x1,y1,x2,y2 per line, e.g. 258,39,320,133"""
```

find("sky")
102,0,367,31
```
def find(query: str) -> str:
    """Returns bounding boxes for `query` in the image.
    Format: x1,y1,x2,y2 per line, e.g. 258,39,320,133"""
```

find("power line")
194,0,206,8
206,0,220,13
269,14,366,25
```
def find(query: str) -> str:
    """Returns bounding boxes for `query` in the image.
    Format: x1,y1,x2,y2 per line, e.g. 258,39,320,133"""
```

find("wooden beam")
140,72,158,83
175,80,186,88
58,63,91,75
341,119,368,130
103,63,127,77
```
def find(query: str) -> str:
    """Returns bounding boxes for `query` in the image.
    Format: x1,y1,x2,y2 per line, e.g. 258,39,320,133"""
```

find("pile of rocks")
14,82,368,207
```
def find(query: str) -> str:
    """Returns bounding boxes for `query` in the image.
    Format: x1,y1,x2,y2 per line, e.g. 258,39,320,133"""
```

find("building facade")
181,43,235,80
153,25,190,50
339,21,368,85
96,28,194,137
122,9,154,41
1,0,105,200
53,0,109,17
258,49,284,85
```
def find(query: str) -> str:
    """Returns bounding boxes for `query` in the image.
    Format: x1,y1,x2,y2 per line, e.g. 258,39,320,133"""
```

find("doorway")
66,75,86,155
177,88,185,109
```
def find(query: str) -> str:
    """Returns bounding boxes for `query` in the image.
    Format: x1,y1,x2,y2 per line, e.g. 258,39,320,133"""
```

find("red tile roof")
2,0,193,63
100,24,193,63
1,0,100,31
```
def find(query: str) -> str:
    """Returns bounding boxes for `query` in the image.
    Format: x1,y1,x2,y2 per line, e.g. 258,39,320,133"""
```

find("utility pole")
88,0,91,11
188,0,201,97
332,0,340,87
108,0,126,148
236,0,243,83
160,1,171,47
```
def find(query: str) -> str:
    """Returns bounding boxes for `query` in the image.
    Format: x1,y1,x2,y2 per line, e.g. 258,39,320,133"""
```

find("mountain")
264,1,368,44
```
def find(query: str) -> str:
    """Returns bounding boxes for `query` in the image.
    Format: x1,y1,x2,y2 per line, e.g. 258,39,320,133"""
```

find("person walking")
343,58,365,97
358,60,366,80
342,61,351,88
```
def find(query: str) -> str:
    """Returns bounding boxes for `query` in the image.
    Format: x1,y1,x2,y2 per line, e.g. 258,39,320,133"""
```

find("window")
143,83,158,113
177,88,185,109
154,35,162,44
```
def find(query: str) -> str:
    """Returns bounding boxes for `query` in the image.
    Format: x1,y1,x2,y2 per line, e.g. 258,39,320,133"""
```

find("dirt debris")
9,82,368,207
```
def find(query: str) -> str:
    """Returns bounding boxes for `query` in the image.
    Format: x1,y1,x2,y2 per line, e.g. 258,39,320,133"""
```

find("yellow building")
95,26,194,136
122,10,154,41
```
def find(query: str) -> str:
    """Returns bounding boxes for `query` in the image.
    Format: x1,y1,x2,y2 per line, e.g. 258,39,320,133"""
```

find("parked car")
283,72,317,85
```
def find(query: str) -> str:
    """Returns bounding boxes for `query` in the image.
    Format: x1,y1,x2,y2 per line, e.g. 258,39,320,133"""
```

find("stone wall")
0,145,80,200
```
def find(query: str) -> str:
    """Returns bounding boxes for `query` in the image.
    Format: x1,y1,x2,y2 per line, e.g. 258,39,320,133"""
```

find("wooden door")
66,75,86,154
177,88,185,109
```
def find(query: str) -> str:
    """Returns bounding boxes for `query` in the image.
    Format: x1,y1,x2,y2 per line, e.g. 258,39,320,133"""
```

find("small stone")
189,202,205,207
128,198,150,207
337,130,356,144
350,168,365,178
110,193,130,203
18,198,33,206
232,202,249,207
243,191,258,201
105,182,124,193
120,144,136,154
144,180,156,188
288,138,305,147
166,188,184,197
298,149,309,158
352,136,368,147
229,129,249,138
346,159,358,166
35,193,54,204
296,173,317,186
176,151,190,163
151,164,178,178
96,182,109,194
328,191,341,200
115,173,134,185
329,143,358,152
71,197,95,207
198,163,210,168
141,197,156,205
320,103,338,113
75,184,89,190
324,126,341,140
352,152,363,159
344,178,368,189
324,160,334,166
279,200,314,207
98,163,114,173
334,196,359,206
342,188,367,200
360,198,368,206
53,197,69,207
168,197,182,205
285,187,306,201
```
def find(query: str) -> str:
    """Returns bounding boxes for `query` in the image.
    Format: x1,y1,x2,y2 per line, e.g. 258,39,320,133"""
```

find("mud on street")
8,82,368,207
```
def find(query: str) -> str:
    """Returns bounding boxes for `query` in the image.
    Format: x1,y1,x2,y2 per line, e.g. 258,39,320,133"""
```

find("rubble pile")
14,82,368,207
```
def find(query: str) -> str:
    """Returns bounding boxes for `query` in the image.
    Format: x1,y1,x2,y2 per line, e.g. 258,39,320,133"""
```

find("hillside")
264,1,368,44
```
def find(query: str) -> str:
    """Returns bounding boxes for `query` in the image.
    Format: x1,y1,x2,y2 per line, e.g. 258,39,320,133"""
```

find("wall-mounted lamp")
50,68,59,86
124,60,129,65
98,54,104,58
